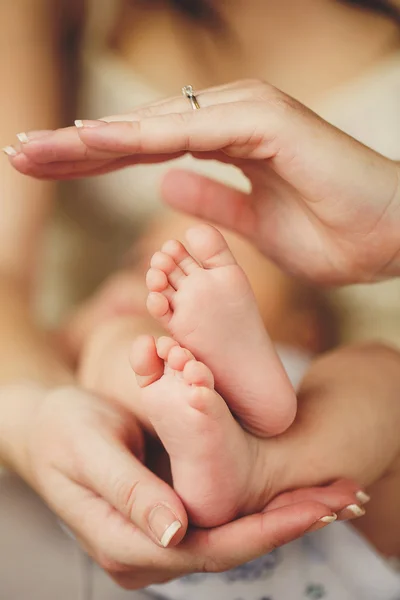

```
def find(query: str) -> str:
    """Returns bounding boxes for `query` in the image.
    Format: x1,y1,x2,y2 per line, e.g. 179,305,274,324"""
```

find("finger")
17,100,266,166
102,79,263,122
186,500,337,572
76,426,188,548
93,500,337,576
75,102,268,157
9,149,118,178
329,477,370,501
15,125,123,164
51,474,183,589
23,102,262,163
266,480,367,521
13,80,263,165
55,474,336,587
83,79,258,126
9,143,226,180
162,169,255,239
107,500,338,587
9,149,185,180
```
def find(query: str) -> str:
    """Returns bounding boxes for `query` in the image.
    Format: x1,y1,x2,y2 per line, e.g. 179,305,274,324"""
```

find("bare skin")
145,224,296,437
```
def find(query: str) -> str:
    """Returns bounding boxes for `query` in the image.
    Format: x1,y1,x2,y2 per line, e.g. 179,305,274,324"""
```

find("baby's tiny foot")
130,335,253,527
145,224,296,437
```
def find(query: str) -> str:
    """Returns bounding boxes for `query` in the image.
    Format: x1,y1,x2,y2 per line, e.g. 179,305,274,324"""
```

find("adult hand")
16,385,188,550
7,80,400,284
1,383,357,590
272,342,400,494
82,317,397,516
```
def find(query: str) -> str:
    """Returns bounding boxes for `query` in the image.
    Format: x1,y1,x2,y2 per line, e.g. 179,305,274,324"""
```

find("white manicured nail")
356,491,371,505
160,520,182,548
149,505,182,548
16,132,29,143
319,513,337,524
344,504,365,517
2,145,17,156
74,119,84,128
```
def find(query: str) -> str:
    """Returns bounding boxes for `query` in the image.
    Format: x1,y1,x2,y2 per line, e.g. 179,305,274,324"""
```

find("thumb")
162,169,255,239
79,428,188,548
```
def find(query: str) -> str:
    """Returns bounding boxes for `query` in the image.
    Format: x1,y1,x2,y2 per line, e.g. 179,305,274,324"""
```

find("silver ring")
182,85,200,110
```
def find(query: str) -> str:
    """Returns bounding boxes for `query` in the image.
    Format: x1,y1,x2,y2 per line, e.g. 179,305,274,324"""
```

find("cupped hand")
24,385,188,551
75,311,400,532
7,79,400,284
10,383,358,590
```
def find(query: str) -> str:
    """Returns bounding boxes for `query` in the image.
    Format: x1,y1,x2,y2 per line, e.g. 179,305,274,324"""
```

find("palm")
239,156,400,284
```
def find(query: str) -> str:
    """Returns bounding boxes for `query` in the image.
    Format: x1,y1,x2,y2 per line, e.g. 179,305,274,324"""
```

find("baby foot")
130,335,255,527
145,224,296,437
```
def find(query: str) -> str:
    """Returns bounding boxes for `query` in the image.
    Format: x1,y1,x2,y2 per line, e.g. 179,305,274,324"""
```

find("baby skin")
144,224,296,437
131,224,298,527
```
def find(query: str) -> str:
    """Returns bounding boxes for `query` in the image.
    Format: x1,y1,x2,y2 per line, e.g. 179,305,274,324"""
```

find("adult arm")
0,0,187,550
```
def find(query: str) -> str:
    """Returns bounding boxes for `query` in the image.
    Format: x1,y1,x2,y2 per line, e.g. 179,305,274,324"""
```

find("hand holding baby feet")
145,224,296,437
130,336,369,532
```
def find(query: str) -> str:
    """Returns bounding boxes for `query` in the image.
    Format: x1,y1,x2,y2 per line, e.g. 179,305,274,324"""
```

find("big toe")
130,335,164,387
185,224,237,269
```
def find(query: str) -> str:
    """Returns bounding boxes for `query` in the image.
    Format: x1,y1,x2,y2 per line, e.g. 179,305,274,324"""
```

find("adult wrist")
0,381,54,482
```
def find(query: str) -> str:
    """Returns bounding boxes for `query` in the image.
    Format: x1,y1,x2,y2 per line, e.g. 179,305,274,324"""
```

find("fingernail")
2,145,18,157
356,491,371,505
319,513,338,524
74,119,105,129
338,504,366,521
306,513,337,534
16,130,53,143
148,505,182,548
16,132,29,144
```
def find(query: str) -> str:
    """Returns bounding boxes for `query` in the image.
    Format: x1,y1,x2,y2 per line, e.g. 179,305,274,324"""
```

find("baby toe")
167,344,195,371
161,239,200,275
147,292,172,323
185,224,237,269
130,335,163,387
156,336,179,361
146,267,170,293
151,251,185,290
183,359,214,389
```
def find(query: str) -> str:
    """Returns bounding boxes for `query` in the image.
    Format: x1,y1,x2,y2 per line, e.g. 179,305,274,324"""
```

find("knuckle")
96,552,129,576
201,554,224,574
136,106,156,119
196,531,226,574
114,477,141,520
170,110,192,128
168,112,193,150
238,77,268,91
250,82,303,116
248,79,276,99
